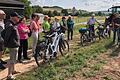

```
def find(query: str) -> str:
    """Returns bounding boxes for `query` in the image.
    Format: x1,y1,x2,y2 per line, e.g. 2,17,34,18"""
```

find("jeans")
113,28,120,44
67,29,73,40
88,25,95,38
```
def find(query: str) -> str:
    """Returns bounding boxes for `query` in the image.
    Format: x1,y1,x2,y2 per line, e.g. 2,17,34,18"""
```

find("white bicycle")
34,27,69,66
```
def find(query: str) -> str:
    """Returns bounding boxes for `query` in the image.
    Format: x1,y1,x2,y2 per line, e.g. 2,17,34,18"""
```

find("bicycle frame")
45,31,64,59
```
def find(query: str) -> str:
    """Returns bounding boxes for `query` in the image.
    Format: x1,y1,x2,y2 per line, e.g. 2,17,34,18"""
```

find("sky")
30,0,120,11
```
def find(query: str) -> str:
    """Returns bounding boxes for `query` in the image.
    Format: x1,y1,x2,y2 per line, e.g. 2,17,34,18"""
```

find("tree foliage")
61,9,68,16
32,5,43,13
19,0,32,18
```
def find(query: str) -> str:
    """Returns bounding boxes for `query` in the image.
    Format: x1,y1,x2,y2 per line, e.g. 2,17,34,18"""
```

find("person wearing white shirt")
0,10,7,69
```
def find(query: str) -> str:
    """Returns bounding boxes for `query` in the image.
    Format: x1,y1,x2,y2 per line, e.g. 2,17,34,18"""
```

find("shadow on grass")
110,48,120,57
105,41,120,57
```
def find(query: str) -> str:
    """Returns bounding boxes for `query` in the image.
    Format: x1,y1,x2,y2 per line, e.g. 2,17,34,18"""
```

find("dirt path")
0,50,39,80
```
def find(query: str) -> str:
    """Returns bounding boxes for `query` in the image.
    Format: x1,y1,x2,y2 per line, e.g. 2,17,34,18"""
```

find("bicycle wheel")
80,34,84,46
34,41,46,66
59,39,69,56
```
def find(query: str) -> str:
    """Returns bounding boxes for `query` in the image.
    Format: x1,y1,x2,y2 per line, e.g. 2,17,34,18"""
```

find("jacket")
4,20,20,48
67,19,74,29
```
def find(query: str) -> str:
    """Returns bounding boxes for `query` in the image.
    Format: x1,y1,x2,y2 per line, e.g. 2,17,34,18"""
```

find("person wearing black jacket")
4,12,20,80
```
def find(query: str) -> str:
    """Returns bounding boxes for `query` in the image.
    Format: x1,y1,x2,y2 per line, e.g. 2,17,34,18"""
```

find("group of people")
87,13,120,47
105,13,120,47
42,15,74,40
0,9,74,79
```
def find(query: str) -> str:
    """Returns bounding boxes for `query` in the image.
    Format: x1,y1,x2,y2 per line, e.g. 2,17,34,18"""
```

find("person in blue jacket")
67,15,74,40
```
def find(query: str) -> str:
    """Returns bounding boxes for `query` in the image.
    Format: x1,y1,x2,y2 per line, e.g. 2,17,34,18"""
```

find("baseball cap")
0,10,5,15
10,12,21,18
92,13,95,16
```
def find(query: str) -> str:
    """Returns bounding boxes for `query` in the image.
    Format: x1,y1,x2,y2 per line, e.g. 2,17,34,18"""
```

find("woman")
0,10,7,69
30,13,40,55
18,16,30,63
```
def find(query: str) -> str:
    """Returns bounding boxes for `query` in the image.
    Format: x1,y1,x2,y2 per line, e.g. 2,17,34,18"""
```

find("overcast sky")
30,0,120,11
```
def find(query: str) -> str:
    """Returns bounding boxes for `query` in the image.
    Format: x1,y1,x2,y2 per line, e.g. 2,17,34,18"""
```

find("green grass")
15,16,110,80
16,31,113,80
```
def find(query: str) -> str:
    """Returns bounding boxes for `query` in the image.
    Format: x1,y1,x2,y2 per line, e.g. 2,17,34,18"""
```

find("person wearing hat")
87,13,99,40
0,10,7,69
60,16,67,33
52,17,60,31
3,12,20,79
42,15,50,32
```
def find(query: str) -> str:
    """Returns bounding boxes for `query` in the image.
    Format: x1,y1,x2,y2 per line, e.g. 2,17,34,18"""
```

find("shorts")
8,48,18,64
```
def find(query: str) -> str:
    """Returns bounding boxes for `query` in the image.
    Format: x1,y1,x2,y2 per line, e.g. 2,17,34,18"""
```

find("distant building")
0,0,24,19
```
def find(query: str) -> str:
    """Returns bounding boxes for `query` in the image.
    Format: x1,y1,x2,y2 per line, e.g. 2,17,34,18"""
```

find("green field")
15,16,116,80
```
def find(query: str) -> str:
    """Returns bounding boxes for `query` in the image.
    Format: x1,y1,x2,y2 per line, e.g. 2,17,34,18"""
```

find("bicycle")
34,27,69,66
79,28,90,46
96,24,106,40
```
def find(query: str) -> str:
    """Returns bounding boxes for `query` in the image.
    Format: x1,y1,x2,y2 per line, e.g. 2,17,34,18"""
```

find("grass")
15,27,113,80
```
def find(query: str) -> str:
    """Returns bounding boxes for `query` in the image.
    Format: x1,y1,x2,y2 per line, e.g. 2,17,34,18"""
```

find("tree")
48,11,54,17
98,11,102,16
53,10,59,16
32,5,43,13
61,9,68,16
19,0,32,18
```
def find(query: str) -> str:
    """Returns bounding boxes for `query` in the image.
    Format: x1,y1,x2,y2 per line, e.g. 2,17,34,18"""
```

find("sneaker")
7,75,14,80
0,59,7,64
0,63,6,69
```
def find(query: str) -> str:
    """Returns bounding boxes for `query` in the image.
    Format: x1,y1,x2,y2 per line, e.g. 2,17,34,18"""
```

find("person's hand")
27,29,30,33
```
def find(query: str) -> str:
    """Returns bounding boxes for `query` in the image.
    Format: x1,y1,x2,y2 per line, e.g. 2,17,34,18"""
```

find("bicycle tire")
34,41,46,66
80,34,84,46
59,40,69,56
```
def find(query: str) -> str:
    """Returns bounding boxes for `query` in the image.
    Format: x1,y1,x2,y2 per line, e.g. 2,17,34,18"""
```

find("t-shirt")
0,21,4,31
88,18,96,25
42,21,50,32
30,20,40,32
52,21,60,31
0,21,4,43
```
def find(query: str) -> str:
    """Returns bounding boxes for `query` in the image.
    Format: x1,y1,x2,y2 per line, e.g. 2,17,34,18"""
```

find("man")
87,14,99,39
0,10,7,69
4,12,20,79
67,15,74,40
113,13,120,47
60,16,67,33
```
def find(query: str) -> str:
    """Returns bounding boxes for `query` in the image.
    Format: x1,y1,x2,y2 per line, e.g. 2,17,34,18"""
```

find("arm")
95,19,100,24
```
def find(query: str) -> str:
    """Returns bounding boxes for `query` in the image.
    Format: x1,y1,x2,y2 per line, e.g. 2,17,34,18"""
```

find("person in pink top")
17,16,30,63
30,13,40,55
